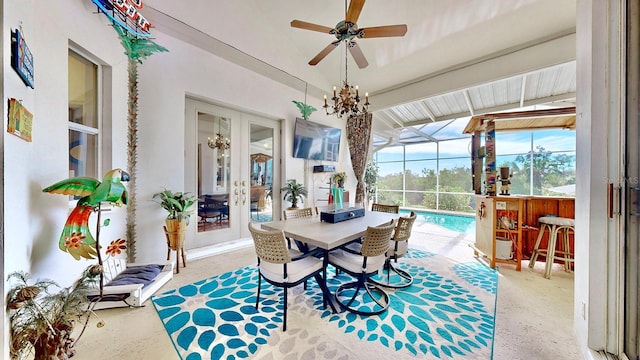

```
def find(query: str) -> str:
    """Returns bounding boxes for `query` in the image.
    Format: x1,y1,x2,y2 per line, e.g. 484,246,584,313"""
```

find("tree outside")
500,146,576,195
375,145,575,213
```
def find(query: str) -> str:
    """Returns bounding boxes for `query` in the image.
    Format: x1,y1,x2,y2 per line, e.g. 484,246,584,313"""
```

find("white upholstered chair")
370,211,417,288
248,222,328,331
328,220,396,315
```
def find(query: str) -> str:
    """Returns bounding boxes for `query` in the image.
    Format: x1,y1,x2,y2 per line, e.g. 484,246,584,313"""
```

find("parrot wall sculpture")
43,168,130,260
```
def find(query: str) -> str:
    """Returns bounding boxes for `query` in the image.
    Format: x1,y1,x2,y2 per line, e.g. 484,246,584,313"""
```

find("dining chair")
371,203,400,214
282,207,315,220
248,222,326,331
282,207,317,271
198,195,222,227
370,211,417,288
328,220,396,315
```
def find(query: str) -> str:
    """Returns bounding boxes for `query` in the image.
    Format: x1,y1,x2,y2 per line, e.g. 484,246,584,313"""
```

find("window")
68,49,100,179
373,120,576,213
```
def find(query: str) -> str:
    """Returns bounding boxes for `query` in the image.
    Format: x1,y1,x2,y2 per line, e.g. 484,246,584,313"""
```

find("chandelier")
207,118,230,150
323,41,370,119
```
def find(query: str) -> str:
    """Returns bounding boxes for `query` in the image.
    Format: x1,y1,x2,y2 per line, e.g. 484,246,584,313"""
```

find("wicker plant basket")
165,219,186,250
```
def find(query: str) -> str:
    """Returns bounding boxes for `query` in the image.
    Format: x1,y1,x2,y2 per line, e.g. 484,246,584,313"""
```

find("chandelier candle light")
208,118,230,150
323,41,370,119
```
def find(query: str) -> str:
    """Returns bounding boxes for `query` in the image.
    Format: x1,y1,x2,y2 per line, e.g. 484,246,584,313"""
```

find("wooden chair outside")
328,220,396,315
370,211,417,288
248,222,329,331
371,203,400,214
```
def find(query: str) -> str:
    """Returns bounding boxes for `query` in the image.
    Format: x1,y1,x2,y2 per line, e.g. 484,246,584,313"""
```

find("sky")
373,117,576,176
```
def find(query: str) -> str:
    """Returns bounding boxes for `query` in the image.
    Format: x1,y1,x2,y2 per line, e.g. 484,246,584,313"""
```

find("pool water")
399,209,475,233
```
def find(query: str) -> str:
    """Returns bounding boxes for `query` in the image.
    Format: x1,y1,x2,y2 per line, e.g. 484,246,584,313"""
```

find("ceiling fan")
290,0,407,69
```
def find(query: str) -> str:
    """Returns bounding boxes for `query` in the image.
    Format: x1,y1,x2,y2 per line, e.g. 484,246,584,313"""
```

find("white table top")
260,210,399,250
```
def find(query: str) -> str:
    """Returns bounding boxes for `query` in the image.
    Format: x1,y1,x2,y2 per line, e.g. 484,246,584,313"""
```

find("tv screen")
292,118,341,162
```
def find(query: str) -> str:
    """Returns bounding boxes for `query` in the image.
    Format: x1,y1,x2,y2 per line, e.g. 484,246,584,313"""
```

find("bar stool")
528,216,575,279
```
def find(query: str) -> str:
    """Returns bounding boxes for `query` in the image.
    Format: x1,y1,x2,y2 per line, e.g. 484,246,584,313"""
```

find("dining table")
260,209,400,312
260,209,399,250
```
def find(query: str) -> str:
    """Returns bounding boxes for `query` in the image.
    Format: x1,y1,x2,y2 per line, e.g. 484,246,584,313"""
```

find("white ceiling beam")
371,31,576,111
463,90,475,116
415,102,437,122
399,91,577,128
520,74,527,108
144,5,329,98
383,111,438,142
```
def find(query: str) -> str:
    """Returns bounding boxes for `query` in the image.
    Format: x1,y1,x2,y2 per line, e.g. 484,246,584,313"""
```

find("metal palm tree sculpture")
113,25,168,262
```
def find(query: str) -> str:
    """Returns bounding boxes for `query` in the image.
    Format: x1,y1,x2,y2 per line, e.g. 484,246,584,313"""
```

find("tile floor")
74,221,582,359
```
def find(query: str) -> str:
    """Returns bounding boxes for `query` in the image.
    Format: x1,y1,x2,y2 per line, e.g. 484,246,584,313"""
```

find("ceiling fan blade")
290,20,334,34
345,0,366,24
358,24,408,38
348,41,369,69
309,42,340,66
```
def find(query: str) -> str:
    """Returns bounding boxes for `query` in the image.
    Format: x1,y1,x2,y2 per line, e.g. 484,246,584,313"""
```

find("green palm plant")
152,189,196,222
365,161,379,201
281,179,308,209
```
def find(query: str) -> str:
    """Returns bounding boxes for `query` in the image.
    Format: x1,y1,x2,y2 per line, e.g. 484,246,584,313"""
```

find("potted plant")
364,161,379,200
6,269,96,360
281,179,308,209
332,172,347,188
152,189,196,250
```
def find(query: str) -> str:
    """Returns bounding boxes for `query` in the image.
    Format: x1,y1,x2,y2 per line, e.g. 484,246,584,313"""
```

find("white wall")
132,29,338,262
2,1,130,358
2,0,130,284
1,1,353,358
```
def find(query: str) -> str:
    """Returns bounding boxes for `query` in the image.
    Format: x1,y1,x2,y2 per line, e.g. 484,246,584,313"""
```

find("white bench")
88,258,173,310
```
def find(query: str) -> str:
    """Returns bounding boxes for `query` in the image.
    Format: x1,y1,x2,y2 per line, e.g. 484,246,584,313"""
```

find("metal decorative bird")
43,168,130,260
292,100,317,120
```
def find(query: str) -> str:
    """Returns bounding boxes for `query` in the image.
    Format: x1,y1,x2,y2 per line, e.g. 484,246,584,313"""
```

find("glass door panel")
249,123,274,223
185,99,239,248
197,114,230,233
185,98,280,247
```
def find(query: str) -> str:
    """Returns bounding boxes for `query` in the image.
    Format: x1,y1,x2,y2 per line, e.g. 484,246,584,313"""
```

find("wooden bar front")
473,195,575,270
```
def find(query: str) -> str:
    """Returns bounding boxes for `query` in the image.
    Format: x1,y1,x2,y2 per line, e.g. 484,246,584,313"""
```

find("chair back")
361,220,396,257
248,223,291,264
393,211,417,242
283,207,315,220
371,203,399,214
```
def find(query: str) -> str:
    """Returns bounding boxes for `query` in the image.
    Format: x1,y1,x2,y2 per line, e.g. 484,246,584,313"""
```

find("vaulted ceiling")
143,0,577,145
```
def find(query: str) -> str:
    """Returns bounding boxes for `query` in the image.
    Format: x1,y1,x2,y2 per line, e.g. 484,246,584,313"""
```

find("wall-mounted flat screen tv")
292,118,341,162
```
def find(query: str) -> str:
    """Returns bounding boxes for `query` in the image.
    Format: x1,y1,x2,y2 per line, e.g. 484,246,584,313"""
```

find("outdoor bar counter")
473,195,575,270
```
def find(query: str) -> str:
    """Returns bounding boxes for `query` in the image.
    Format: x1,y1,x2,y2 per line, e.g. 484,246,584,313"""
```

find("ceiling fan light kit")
290,0,407,68
290,0,407,119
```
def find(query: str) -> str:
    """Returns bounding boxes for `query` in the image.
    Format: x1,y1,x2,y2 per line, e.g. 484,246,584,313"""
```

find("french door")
626,1,640,357
185,98,280,249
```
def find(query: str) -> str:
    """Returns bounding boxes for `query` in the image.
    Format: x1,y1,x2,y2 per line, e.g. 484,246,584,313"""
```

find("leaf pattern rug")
151,249,497,360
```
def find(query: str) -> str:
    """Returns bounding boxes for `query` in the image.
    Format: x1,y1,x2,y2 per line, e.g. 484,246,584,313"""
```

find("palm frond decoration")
113,25,168,63
6,270,96,360
112,25,168,262
292,100,317,120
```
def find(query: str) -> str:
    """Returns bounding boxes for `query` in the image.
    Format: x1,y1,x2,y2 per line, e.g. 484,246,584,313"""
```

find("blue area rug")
152,249,497,359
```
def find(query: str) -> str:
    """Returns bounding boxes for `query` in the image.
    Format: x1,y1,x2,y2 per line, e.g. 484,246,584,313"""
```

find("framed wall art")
7,98,33,142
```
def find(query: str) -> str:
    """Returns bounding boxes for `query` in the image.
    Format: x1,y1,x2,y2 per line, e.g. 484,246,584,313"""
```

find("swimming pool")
399,209,475,233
